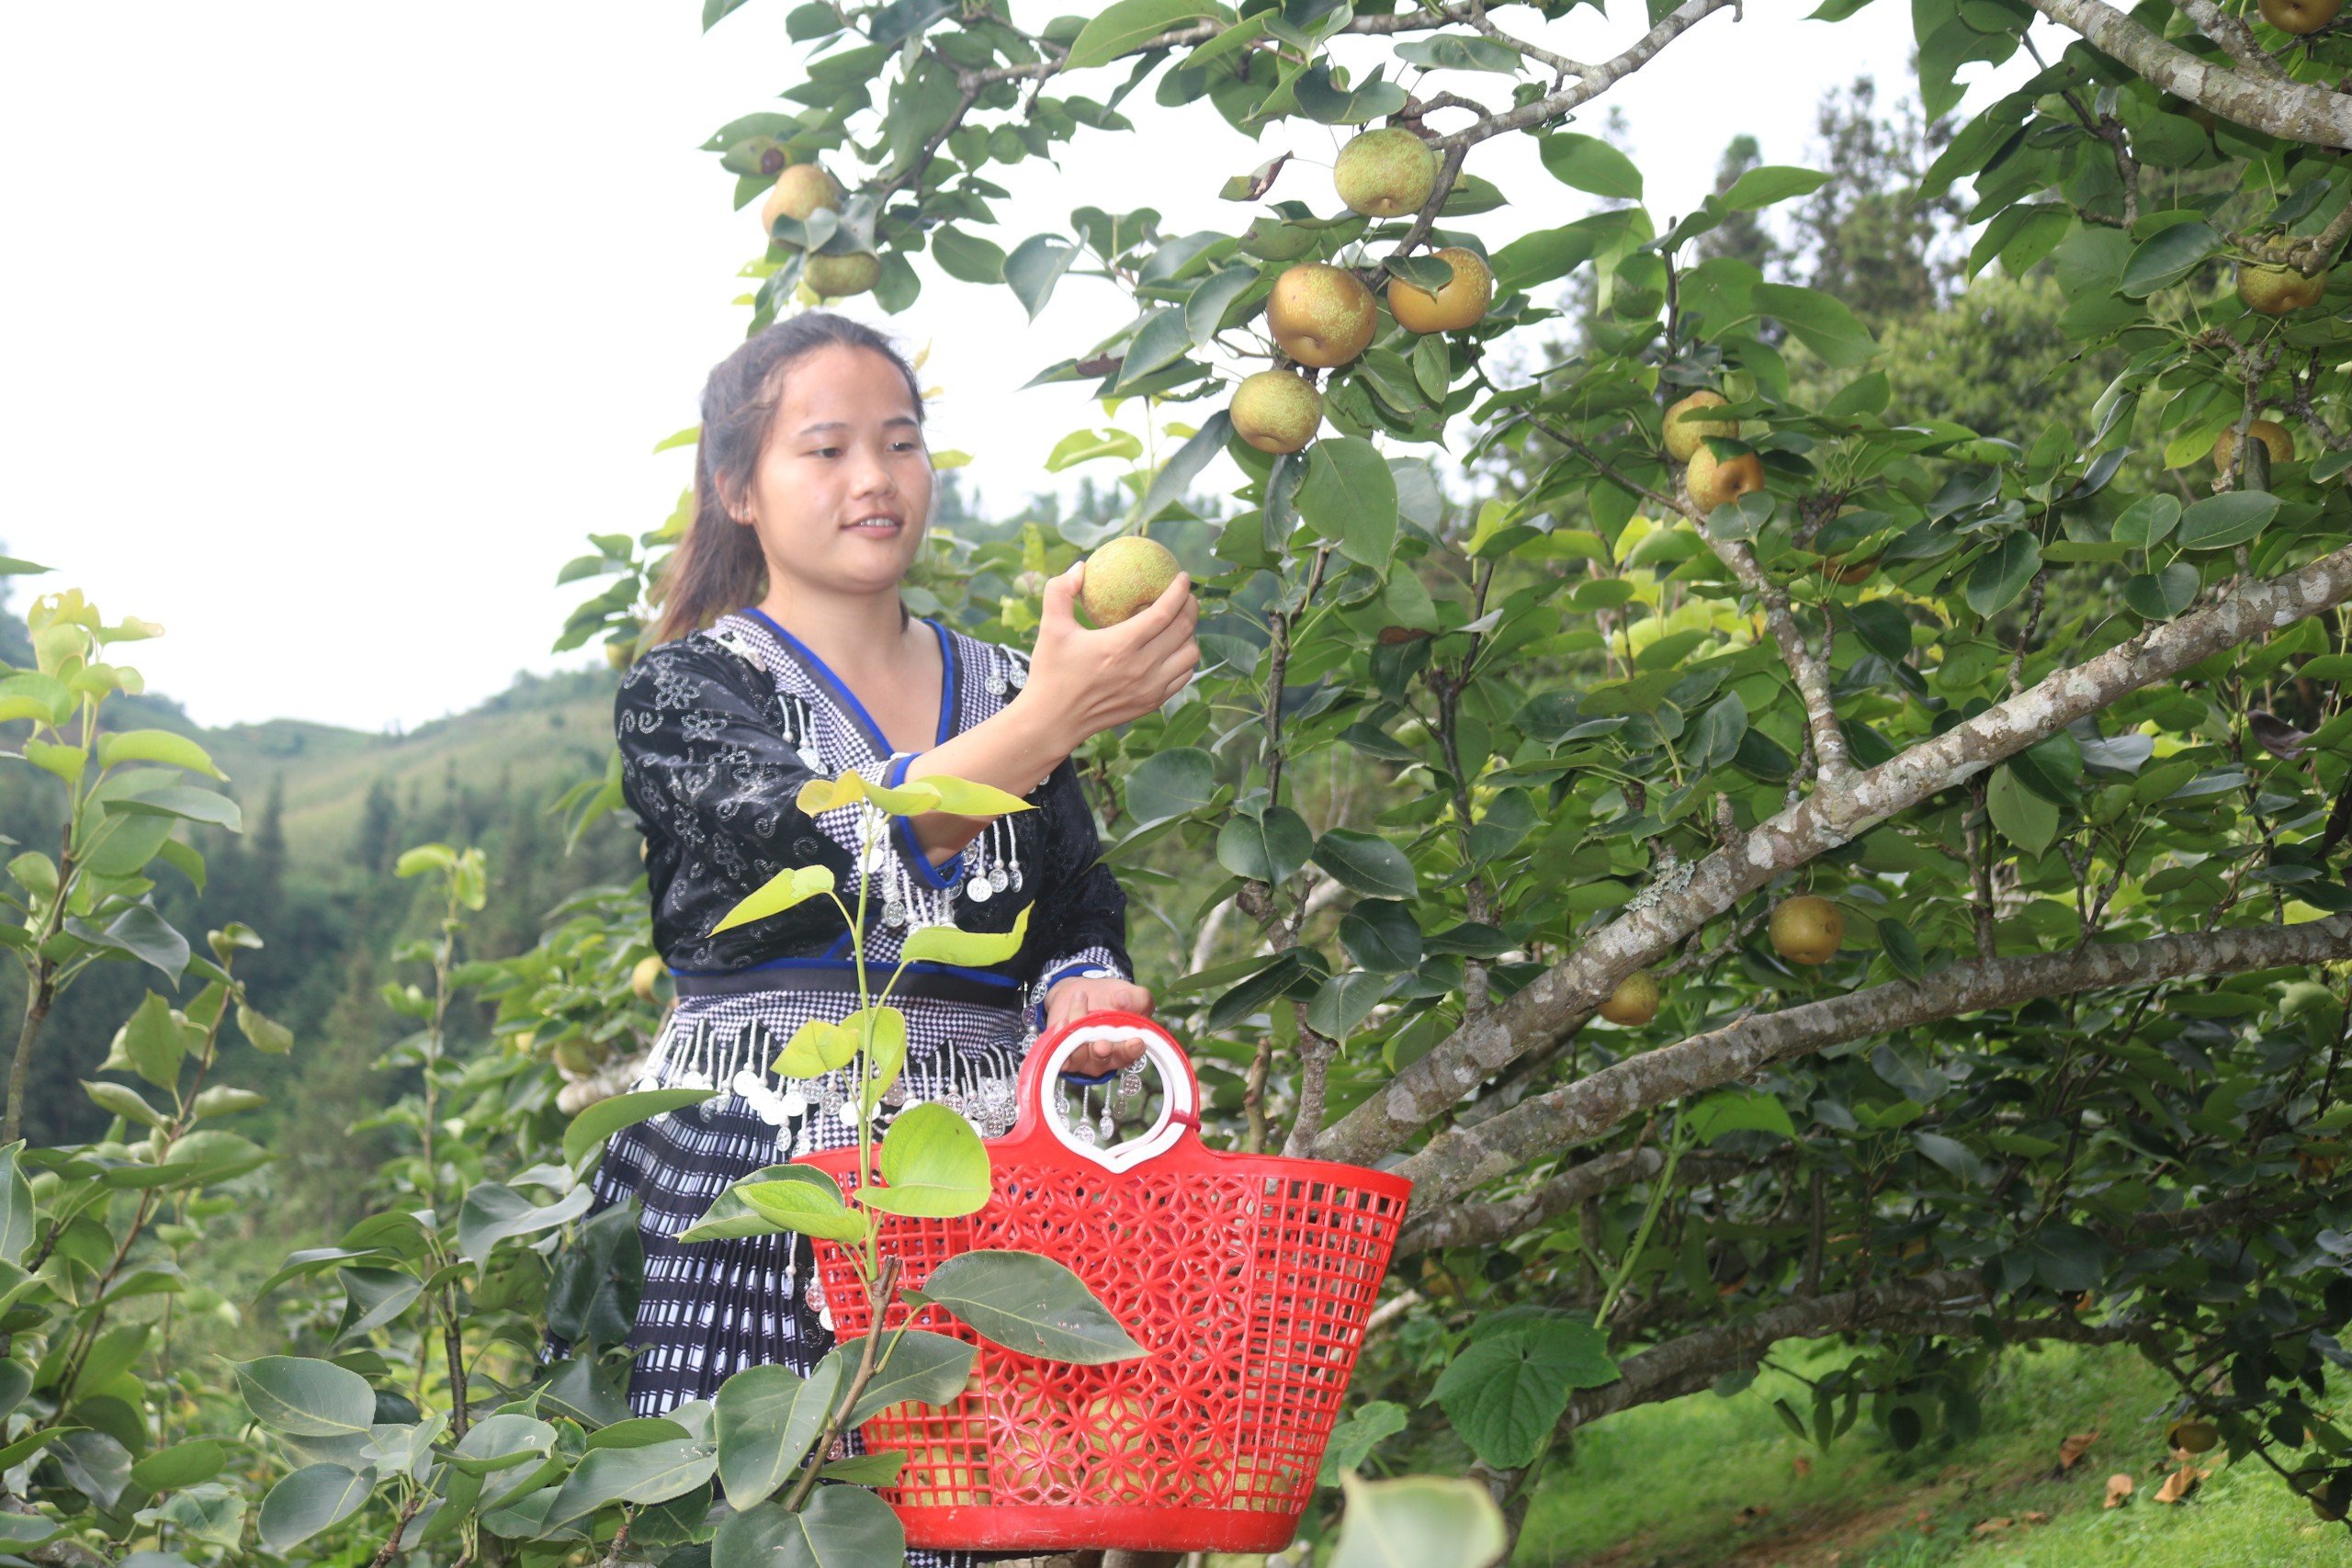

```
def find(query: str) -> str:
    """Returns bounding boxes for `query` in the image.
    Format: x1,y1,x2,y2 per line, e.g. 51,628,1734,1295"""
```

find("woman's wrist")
998,687,1081,773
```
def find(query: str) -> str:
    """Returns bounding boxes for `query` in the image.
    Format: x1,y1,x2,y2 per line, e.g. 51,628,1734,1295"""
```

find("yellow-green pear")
1663,390,1735,462
1386,246,1493,333
1333,127,1438,218
804,251,879,299
1080,536,1183,626
1230,370,1323,454
1266,263,1376,368
762,163,841,236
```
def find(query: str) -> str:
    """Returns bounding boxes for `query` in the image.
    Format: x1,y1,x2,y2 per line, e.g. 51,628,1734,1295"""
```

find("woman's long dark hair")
649,312,927,646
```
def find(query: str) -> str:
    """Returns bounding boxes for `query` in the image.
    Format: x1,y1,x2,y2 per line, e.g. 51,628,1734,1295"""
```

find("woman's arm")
895,558,1198,863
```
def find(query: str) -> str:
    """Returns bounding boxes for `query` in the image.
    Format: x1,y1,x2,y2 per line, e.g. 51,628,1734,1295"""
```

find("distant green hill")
196,669,619,872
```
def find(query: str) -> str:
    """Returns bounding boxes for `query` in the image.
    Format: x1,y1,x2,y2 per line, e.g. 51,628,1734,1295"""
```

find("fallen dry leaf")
1972,1517,2014,1538
1792,1455,1813,1479
2024,1510,2051,1525
2154,1462,2209,1505
2105,1472,2136,1507
1733,1503,1773,1525
2057,1429,2099,1472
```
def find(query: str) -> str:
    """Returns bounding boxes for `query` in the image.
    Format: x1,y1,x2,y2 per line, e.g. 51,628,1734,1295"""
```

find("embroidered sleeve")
616,639,872,966
1019,755,1134,1025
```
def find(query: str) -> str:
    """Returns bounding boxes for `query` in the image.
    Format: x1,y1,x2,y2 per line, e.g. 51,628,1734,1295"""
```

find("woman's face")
733,342,934,601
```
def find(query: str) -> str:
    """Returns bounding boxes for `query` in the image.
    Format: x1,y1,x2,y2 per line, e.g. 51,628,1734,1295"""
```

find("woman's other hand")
1045,973,1154,1077
1020,560,1199,751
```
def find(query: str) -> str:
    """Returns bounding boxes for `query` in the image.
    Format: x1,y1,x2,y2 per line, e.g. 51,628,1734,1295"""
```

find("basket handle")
1012,1010,1201,1173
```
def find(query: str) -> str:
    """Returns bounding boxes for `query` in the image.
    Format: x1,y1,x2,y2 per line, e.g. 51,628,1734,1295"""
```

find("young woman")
576,311,1196,1562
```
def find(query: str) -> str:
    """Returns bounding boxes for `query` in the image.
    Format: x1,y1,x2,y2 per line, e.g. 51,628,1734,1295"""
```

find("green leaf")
69,903,189,984
1537,131,1643,199
1431,1317,1618,1468
1339,899,1422,973
1306,971,1395,1039
1313,829,1418,897
917,1249,1146,1364
334,1266,424,1343
773,1018,859,1077
715,1358,842,1511
237,1003,293,1055
1317,1400,1409,1485
844,1328,977,1425
129,1438,227,1491
0,1144,32,1268
1717,164,1828,209
2175,490,2278,551
1005,233,1080,322
1685,1089,1796,1143
1112,308,1196,395
1127,409,1235,530
713,863,839,935
563,1088,718,1168
544,1438,719,1529
2111,493,2181,549
2123,563,2199,620
456,1181,595,1263
113,991,183,1091
2119,220,2222,297
1987,763,2060,857
1062,0,1220,71
1753,282,1877,367
2012,1222,2114,1293
711,1484,906,1568
863,1102,992,1217
849,1004,910,1113
1217,806,1313,884
678,1165,847,1244
930,224,1007,286
257,1462,375,1552
83,1078,168,1131
1297,435,1399,567
232,1356,378,1438
1124,747,1218,824
730,1171,869,1246
93,728,224,779
107,785,241,829
1964,532,2041,617
919,774,1038,818
1329,1473,1509,1568
899,901,1032,966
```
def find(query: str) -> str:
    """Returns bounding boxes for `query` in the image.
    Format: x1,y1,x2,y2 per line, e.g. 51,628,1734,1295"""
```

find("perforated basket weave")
798,1010,1412,1554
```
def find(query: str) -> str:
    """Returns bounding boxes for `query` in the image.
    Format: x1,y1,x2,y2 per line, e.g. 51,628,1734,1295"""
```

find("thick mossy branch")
1313,539,2352,1168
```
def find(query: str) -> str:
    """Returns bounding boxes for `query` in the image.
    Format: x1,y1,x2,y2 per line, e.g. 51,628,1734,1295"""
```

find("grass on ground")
1510,1341,2346,1566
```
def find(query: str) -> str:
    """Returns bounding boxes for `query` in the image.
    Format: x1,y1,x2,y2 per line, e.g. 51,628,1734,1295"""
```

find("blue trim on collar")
738,605,894,756
886,750,965,889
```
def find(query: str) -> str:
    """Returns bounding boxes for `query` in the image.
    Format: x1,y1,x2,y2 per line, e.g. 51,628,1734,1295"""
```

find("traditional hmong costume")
573,605,1131,1565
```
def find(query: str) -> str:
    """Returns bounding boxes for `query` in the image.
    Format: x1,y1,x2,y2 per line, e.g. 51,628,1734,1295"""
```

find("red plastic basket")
798,1010,1412,1554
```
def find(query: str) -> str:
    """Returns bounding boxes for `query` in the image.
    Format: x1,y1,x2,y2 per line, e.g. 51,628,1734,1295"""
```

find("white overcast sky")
0,2,2032,733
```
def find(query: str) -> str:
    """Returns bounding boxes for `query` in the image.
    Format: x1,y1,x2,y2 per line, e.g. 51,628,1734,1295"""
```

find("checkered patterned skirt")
580,973,1033,1567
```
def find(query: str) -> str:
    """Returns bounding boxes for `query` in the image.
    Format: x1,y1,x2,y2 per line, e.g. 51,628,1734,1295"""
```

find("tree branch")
1313,539,2352,1167
1396,1147,1754,1257
1396,915,2352,1208
1561,1272,2138,1435
2168,0,2290,82
2030,0,2352,148
1527,415,1853,781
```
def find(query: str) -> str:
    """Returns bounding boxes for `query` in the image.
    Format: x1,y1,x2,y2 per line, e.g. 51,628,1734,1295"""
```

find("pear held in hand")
1080,536,1183,626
